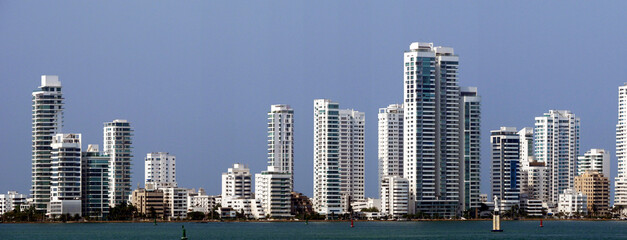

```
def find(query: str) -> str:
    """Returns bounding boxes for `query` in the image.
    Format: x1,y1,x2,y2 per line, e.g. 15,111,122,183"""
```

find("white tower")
49,133,82,217
32,75,64,211
616,84,627,209
403,42,464,217
534,110,580,207
378,104,404,191
221,164,252,200
104,119,133,207
313,99,364,215
267,104,294,188
460,87,481,211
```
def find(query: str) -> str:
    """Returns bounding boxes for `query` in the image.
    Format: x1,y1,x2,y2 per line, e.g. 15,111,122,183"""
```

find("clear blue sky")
1,1,626,199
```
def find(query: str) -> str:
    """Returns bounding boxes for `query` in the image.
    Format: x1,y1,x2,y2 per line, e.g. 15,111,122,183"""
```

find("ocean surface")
1,220,626,239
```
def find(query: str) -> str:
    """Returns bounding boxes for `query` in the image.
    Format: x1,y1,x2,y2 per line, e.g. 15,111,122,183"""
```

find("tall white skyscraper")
313,99,365,215
518,127,534,168
378,104,404,196
577,149,610,177
534,110,580,207
221,164,252,200
49,133,82,217
145,152,177,189
490,127,520,210
403,42,469,217
616,84,627,209
267,104,294,187
32,75,64,211
104,119,133,207
460,87,481,211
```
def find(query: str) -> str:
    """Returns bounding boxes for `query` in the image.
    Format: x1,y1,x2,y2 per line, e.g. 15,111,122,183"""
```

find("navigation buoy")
181,225,188,240
351,219,354,228
540,219,543,228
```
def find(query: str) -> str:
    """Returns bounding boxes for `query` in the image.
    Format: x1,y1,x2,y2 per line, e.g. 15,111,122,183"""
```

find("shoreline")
1,218,620,224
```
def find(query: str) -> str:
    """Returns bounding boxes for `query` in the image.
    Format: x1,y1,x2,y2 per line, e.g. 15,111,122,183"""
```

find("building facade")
81,144,110,219
378,104,404,194
403,42,475,217
162,187,189,220
145,152,177,189
518,127,534,168
49,133,82,217
557,189,587,216
460,87,481,211
132,188,166,219
574,171,610,216
520,160,549,203
104,119,133,207
380,176,410,218
534,110,580,207
221,164,252,200
617,84,627,210
577,149,610,177
0,191,28,215
255,167,292,218
31,75,64,211
313,99,365,215
267,104,295,188
490,127,520,210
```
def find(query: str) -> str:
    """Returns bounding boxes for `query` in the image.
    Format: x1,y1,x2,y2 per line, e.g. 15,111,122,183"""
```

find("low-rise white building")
255,167,292,218
380,176,409,218
558,189,587,216
351,198,381,213
0,191,28,215
163,187,189,220
221,198,265,219
187,188,218,213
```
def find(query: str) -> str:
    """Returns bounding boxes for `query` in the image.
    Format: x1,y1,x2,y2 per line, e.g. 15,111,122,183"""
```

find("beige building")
574,171,610,215
132,188,166,219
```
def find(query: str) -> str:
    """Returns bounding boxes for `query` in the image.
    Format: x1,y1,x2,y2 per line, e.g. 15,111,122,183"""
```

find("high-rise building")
313,99,365,215
575,171,610,216
104,119,133,207
377,104,404,196
617,84,627,210
255,166,292,218
221,164,252,200
48,133,82,217
534,110,580,207
520,160,549,203
31,75,64,211
380,176,409,218
403,42,467,217
577,149,610,177
460,87,481,211
81,144,110,219
145,152,177,189
267,105,295,187
490,127,520,210
518,127,534,168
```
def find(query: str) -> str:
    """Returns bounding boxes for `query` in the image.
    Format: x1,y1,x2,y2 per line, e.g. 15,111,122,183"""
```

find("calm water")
1,221,626,239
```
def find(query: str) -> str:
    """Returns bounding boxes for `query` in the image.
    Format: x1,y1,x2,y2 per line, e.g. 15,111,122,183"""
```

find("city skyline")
1,1,626,200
